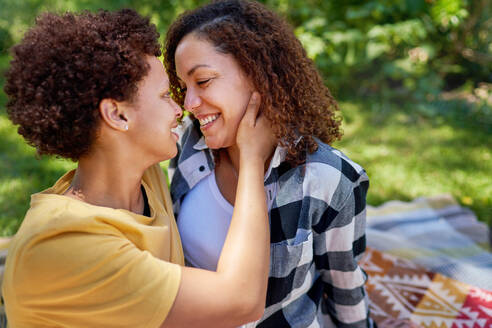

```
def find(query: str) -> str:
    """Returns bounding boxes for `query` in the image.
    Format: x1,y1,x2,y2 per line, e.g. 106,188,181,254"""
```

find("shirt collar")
264,145,286,182
270,145,287,169
190,133,286,181
192,136,208,151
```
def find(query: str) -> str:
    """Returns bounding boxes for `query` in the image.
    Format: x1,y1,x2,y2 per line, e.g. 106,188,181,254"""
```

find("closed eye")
197,79,211,86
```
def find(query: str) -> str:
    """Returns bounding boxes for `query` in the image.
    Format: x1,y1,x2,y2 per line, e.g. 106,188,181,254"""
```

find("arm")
163,93,276,328
314,170,373,328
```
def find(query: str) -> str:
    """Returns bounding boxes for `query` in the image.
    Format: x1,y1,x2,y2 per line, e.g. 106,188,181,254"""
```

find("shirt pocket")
270,230,313,278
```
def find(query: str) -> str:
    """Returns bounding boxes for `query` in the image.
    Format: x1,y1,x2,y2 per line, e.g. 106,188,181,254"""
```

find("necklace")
65,184,86,201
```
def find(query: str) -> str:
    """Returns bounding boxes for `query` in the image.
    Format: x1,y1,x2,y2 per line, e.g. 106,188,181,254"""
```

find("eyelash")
197,79,211,86
178,78,212,93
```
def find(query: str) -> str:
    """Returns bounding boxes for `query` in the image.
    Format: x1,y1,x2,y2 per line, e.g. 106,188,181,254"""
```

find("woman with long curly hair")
2,9,275,327
165,1,372,327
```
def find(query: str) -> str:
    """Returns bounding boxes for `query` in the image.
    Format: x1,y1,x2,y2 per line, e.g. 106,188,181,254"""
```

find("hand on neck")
226,143,275,176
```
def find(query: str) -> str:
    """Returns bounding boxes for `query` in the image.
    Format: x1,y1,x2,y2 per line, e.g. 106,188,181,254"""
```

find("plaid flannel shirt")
169,118,373,328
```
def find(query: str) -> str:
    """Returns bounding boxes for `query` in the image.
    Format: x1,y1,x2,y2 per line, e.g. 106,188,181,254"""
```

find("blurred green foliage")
1,0,490,101
0,0,490,234
289,0,491,100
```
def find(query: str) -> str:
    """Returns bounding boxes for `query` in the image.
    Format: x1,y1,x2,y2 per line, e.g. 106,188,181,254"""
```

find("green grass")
0,113,76,235
333,100,492,225
0,93,491,236
0,114,76,236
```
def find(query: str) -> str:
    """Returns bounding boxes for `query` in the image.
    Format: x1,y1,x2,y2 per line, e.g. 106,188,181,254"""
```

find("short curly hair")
4,9,161,161
164,0,342,166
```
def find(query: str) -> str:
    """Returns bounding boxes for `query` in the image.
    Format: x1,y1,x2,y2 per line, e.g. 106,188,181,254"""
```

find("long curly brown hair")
164,0,342,166
4,9,161,161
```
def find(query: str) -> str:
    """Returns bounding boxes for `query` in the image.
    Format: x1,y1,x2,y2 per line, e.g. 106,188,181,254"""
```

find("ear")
99,98,129,131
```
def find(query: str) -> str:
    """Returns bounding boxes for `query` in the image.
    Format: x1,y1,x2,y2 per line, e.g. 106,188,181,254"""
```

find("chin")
205,136,234,150
167,148,178,160
204,140,221,150
158,145,178,161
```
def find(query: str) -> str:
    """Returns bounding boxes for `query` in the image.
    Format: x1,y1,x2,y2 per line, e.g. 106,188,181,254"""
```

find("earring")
124,124,129,131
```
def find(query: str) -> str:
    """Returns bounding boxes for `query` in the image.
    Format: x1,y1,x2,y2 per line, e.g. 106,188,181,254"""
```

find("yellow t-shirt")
2,164,184,328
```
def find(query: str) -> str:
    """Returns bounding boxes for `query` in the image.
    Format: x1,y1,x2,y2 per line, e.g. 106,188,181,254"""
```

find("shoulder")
3,224,181,327
5,221,178,293
3,226,116,301
6,197,135,271
301,139,368,209
308,140,367,181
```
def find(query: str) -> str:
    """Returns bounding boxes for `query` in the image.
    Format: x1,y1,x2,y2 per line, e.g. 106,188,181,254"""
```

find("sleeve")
13,232,181,328
313,171,374,328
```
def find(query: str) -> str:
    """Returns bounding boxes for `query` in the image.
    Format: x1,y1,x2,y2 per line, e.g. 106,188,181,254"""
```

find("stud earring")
124,124,129,131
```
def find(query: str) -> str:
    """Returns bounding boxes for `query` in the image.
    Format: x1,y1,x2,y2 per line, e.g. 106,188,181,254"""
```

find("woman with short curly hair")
166,1,373,327
3,8,275,327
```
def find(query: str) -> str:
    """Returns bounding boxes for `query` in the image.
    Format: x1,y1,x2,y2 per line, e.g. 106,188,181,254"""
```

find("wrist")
239,156,264,171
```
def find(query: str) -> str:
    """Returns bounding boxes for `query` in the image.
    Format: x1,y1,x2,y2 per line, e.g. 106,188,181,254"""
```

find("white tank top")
178,171,234,271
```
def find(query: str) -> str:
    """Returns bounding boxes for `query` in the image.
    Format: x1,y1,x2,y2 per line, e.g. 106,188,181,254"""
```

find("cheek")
220,89,251,125
221,103,246,138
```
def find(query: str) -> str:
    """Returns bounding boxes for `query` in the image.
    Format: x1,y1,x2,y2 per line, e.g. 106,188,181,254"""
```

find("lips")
171,124,179,140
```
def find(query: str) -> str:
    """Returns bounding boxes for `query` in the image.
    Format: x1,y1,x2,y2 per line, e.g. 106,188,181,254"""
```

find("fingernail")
252,92,259,103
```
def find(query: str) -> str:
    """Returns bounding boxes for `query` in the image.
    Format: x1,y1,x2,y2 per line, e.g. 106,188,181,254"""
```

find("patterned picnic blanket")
363,194,492,327
362,247,492,327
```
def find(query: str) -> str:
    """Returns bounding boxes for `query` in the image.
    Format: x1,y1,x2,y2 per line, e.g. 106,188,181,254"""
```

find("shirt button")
199,165,205,172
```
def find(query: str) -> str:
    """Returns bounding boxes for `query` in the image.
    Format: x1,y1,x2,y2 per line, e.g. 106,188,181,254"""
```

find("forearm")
162,159,270,328
216,157,270,314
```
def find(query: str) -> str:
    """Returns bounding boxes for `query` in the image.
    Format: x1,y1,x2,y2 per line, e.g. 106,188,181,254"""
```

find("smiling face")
175,33,254,149
130,56,183,161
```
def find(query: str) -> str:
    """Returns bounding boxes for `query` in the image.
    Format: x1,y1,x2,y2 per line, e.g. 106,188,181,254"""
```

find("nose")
175,105,183,119
183,88,201,113
170,98,183,119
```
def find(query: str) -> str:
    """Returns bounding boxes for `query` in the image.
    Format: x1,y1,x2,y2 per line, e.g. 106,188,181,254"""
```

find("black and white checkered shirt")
169,118,373,327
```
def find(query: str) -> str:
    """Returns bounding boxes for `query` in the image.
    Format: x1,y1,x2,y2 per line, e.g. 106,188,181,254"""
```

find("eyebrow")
187,64,211,76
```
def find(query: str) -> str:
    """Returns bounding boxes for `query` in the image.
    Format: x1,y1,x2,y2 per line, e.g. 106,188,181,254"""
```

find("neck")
225,144,241,174
66,146,149,214
225,143,274,175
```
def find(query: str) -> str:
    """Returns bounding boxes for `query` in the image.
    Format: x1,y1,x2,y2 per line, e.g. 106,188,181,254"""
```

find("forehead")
142,56,169,87
175,33,232,76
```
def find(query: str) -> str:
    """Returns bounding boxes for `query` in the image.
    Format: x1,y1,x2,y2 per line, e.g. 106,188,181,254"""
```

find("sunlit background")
0,0,490,236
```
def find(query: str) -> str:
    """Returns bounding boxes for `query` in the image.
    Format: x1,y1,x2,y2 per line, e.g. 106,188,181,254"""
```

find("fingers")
251,106,271,132
243,92,261,126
